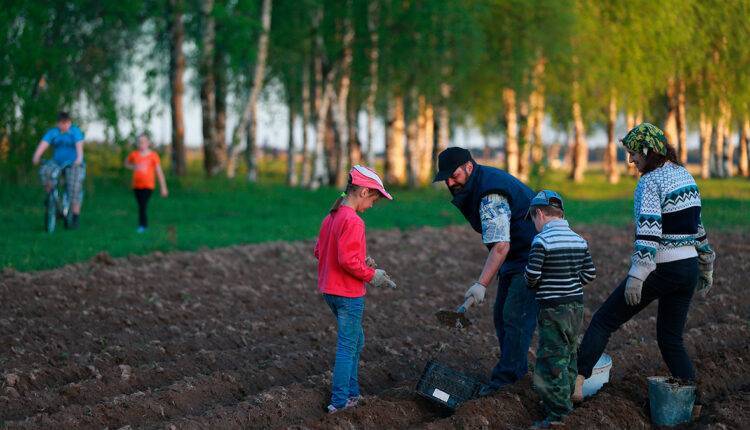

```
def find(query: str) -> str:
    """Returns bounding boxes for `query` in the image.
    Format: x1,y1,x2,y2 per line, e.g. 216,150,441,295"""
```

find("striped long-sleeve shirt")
524,219,596,307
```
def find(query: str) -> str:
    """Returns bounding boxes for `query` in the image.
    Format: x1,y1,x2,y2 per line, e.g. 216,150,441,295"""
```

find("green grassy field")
1,166,748,272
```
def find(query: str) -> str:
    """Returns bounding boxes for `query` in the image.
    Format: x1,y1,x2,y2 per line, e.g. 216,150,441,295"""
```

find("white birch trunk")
739,117,749,177
225,0,272,179
421,102,434,185
365,1,379,167
199,0,217,176
712,102,728,177
722,103,734,177
606,91,619,184
310,84,335,190
406,93,419,187
409,95,434,187
699,110,713,179
286,101,297,186
571,82,588,183
503,88,518,176
437,81,451,158
518,100,531,182
676,78,688,164
348,100,361,167
168,0,187,176
530,57,545,166
386,96,407,185
300,65,312,185
664,77,678,150
333,7,354,188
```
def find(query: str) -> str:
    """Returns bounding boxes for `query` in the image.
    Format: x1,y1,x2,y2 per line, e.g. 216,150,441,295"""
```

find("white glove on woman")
624,276,644,306
696,270,713,298
370,269,397,289
464,282,487,305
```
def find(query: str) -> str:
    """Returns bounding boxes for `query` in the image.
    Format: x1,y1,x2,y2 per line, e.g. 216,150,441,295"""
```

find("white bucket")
582,353,612,398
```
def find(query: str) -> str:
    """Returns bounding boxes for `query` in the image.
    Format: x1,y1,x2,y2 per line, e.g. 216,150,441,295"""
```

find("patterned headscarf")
621,123,668,156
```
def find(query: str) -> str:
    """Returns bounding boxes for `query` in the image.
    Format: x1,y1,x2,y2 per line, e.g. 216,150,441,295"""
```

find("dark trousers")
577,257,698,381
489,272,539,387
133,188,153,227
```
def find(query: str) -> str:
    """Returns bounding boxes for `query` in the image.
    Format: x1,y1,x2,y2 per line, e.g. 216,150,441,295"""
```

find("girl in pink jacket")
314,165,396,413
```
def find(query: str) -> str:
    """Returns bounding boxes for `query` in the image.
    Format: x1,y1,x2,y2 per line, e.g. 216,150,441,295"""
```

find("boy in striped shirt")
524,190,596,428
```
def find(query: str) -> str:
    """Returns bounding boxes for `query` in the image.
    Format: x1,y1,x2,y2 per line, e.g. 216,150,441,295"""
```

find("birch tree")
225,0,272,180
167,0,187,176
199,0,219,176
332,1,354,188
364,0,379,167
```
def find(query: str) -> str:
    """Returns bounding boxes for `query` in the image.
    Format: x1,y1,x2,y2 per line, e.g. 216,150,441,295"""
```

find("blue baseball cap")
526,190,564,219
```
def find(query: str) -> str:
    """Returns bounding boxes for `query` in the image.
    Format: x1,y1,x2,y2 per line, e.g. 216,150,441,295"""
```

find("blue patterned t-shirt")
42,125,85,164
479,193,511,244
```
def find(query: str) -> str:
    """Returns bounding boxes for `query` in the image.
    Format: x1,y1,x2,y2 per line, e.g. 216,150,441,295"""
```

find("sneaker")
326,404,345,414
530,418,563,429
136,226,147,234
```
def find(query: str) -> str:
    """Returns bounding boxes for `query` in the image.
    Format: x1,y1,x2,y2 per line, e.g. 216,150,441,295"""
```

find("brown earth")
1,225,748,429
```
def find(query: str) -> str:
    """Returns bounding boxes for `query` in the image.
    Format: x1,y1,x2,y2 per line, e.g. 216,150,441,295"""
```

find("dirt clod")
4,373,19,387
118,365,132,381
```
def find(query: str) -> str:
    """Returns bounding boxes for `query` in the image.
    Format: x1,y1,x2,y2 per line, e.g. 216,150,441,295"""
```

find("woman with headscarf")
572,123,715,402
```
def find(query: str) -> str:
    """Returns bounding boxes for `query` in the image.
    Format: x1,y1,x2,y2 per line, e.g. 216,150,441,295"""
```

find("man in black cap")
434,147,538,395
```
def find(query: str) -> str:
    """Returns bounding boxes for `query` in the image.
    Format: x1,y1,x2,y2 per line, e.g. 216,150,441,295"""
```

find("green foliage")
2,0,750,183
1,0,147,178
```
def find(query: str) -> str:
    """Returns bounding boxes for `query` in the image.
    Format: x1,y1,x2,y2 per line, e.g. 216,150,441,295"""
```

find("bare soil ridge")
1,225,747,429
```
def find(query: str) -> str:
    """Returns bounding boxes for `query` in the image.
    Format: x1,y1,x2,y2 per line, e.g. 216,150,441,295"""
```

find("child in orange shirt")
125,133,168,233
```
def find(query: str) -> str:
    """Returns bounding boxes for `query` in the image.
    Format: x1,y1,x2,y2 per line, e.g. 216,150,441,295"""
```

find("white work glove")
369,269,397,289
696,270,713,298
624,276,644,306
464,282,487,305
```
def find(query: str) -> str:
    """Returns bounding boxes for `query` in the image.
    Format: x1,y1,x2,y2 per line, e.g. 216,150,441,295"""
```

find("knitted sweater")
629,162,715,281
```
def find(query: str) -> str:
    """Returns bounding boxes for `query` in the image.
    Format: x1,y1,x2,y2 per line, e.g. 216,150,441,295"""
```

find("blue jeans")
489,272,539,387
323,294,365,408
577,258,698,381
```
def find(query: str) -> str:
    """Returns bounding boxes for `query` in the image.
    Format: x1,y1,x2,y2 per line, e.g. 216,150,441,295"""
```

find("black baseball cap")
433,147,474,182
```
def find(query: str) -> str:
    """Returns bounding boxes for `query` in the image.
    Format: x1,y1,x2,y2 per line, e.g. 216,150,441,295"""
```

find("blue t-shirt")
42,125,85,164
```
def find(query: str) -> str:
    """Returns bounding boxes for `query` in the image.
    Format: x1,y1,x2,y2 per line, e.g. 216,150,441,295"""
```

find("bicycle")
42,160,73,233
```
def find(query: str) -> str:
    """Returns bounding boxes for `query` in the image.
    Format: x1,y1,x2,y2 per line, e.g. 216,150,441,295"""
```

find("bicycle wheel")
45,190,57,233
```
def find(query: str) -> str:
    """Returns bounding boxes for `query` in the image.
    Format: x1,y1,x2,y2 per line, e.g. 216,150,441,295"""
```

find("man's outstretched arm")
464,194,512,304
479,241,510,287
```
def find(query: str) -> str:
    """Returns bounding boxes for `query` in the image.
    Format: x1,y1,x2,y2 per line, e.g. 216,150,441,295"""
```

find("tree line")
2,0,749,185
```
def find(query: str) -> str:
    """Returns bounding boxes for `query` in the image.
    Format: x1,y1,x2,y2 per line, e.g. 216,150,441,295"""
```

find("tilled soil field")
1,225,748,429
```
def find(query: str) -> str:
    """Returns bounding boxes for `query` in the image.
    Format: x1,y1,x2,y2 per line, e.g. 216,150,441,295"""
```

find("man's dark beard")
448,183,463,195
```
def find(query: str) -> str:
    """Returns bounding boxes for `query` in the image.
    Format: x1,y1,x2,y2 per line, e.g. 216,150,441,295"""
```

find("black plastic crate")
415,360,483,410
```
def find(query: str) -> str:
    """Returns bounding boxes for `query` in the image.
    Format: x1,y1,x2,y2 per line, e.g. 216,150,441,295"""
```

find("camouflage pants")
533,302,584,421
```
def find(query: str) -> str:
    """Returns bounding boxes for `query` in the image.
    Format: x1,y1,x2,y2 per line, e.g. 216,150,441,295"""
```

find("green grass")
1,166,748,272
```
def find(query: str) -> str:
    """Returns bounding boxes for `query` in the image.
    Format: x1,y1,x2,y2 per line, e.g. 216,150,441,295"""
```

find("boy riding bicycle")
32,112,86,229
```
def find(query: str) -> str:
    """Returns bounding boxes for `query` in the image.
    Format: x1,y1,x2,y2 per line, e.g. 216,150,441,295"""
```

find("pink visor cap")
350,165,393,200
